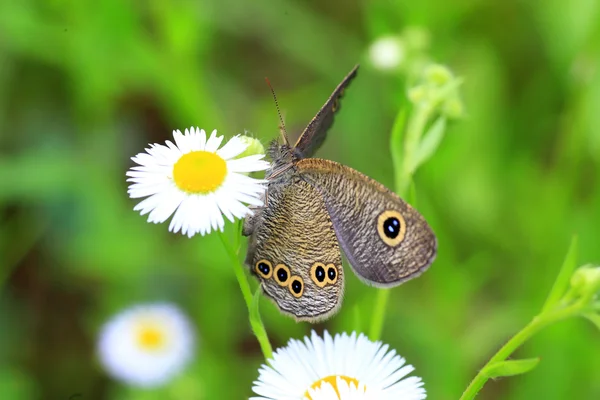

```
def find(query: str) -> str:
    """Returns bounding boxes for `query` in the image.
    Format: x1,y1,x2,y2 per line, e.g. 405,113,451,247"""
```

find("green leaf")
483,358,540,378
542,236,579,312
412,116,447,172
583,313,600,331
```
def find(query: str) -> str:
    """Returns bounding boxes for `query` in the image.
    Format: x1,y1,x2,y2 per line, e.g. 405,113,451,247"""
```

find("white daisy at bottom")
97,303,195,388
251,330,426,400
127,127,270,237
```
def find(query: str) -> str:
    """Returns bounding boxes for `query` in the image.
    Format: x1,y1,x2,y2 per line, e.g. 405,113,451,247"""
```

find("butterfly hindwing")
244,178,344,322
296,158,437,287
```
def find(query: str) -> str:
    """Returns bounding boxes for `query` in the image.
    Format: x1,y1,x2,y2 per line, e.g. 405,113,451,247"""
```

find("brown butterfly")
243,65,437,322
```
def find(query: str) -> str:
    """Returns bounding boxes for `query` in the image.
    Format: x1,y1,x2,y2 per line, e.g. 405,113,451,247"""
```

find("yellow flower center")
172,151,227,193
136,324,166,351
305,375,363,399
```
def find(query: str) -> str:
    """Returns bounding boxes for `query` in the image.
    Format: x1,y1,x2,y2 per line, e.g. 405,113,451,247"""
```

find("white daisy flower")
368,36,405,71
97,303,195,388
306,377,369,400
127,127,269,237
251,330,426,400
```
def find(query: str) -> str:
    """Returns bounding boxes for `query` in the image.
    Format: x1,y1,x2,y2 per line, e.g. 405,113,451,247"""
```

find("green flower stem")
395,104,431,197
218,231,273,360
459,301,586,400
369,288,391,340
370,104,431,341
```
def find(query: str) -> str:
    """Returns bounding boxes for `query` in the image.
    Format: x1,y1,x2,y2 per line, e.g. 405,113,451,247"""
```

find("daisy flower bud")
571,265,600,301
442,97,465,119
97,303,195,388
424,64,453,87
407,85,428,105
236,135,266,159
408,64,464,120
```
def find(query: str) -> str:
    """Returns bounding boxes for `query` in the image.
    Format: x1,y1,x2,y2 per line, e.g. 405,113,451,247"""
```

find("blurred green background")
1,0,599,399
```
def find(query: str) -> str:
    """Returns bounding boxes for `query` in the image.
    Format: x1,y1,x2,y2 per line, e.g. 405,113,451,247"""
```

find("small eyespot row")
310,262,339,286
257,260,334,298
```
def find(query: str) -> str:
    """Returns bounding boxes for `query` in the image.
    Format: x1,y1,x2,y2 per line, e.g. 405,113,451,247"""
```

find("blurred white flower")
127,127,269,237
97,303,195,388
251,330,426,400
368,36,405,71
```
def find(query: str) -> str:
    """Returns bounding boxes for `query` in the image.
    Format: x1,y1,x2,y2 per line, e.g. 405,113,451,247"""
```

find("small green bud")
424,64,454,87
442,97,465,119
407,85,427,104
571,264,600,301
236,134,266,159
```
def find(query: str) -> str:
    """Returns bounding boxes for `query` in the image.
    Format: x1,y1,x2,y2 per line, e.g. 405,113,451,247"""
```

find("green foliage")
1,0,599,399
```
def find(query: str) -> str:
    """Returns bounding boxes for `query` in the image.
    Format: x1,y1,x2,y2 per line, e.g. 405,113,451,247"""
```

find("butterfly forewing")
296,158,437,287
293,65,359,158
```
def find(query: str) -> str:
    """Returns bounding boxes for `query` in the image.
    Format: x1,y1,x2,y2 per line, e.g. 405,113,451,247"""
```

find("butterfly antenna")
265,77,290,145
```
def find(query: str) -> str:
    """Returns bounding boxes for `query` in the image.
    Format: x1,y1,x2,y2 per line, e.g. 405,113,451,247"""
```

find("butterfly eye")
376,210,406,246
325,264,338,284
289,276,304,298
310,262,328,288
255,259,273,279
274,264,291,286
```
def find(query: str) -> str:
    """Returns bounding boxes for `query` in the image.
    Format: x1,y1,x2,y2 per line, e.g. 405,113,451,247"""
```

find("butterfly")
243,65,437,322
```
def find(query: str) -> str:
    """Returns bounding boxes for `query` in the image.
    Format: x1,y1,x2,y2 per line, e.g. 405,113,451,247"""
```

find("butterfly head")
265,140,298,181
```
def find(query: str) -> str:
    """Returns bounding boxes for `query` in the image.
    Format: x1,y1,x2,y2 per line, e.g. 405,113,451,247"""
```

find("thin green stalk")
369,105,431,341
218,231,273,360
369,289,391,340
459,301,584,400
397,104,431,196
218,231,253,307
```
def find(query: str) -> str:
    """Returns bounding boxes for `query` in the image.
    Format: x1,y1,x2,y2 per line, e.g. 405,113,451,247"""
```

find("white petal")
172,129,188,153
128,181,174,199
227,154,270,173
217,135,248,160
197,128,207,150
205,129,224,152
146,189,185,224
